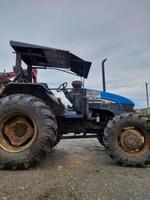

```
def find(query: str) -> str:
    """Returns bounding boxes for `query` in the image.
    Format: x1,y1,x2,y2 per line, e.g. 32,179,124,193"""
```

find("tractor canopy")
10,41,91,78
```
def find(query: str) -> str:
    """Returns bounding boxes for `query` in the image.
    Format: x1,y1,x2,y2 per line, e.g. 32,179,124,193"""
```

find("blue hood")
101,91,135,106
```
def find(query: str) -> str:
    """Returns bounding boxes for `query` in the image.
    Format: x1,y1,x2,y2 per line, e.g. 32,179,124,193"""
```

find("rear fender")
2,83,65,116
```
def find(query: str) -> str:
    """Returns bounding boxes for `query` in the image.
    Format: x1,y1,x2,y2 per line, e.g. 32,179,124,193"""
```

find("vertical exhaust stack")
102,58,107,92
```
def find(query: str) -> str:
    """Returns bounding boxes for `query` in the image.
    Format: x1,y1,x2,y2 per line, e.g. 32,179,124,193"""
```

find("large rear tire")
0,94,57,169
53,134,61,147
104,113,150,167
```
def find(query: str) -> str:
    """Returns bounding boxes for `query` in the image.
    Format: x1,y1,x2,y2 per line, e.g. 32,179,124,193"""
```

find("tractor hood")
10,41,91,78
86,89,135,106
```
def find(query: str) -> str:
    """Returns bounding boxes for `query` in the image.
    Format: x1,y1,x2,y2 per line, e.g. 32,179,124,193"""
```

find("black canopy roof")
10,41,91,78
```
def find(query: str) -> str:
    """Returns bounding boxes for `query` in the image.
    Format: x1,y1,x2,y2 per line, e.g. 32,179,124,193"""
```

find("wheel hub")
0,112,37,152
3,117,34,147
120,129,144,152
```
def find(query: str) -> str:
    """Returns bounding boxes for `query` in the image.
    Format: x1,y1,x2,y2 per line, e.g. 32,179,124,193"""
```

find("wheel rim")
118,126,150,156
0,111,37,153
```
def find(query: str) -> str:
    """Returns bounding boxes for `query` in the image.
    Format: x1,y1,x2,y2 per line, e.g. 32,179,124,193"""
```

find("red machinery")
0,71,16,83
0,69,37,84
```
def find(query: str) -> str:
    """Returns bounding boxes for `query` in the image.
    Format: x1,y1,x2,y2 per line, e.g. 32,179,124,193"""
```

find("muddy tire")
53,136,61,147
104,113,150,167
0,94,57,169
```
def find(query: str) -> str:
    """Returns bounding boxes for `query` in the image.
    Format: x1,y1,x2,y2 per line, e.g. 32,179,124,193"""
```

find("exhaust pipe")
102,58,107,91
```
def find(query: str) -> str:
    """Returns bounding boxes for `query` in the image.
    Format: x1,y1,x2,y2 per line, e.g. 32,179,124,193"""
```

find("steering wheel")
57,82,68,92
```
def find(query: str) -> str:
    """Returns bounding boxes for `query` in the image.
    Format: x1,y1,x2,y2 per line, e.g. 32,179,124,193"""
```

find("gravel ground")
0,138,150,200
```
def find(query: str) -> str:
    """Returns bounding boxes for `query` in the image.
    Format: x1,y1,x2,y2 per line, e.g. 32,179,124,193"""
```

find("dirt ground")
0,138,150,200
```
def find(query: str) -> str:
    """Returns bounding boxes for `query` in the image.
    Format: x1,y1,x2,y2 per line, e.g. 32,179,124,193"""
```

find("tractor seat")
72,80,82,89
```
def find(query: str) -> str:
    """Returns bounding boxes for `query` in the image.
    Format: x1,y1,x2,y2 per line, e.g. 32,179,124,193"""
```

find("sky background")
0,0,150,108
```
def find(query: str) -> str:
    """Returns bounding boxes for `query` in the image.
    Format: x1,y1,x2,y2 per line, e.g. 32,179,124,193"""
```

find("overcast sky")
0,0,150,108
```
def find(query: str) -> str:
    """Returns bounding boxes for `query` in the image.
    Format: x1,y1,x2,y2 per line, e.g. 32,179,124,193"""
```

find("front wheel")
0,94,57,169
97,134,105,147
104,113,150,167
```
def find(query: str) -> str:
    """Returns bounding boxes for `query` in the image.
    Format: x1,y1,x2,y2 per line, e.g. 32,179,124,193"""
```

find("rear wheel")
0,94,57,169
53,132,62,147
104,113,150,167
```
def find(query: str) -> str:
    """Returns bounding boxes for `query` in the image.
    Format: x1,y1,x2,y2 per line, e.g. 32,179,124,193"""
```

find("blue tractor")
0,41,149,169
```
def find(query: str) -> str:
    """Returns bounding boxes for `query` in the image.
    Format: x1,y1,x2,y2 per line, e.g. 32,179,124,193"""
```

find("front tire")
0,94,57,169
97,134,105,147
104,113,150,167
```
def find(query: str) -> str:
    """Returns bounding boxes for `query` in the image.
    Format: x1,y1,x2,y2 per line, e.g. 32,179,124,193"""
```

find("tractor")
0,40,149,169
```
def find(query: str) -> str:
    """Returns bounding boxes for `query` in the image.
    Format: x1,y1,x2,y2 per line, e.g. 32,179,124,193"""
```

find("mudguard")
2,82,65,116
